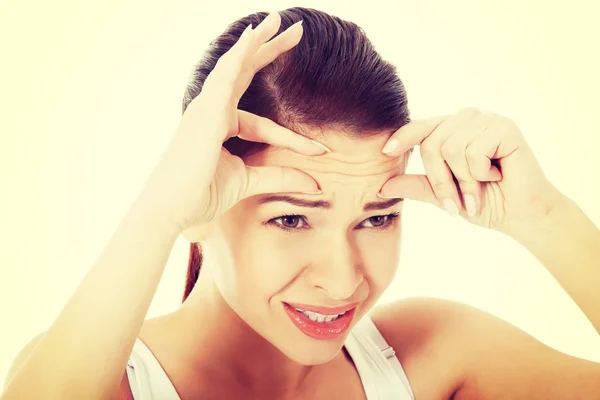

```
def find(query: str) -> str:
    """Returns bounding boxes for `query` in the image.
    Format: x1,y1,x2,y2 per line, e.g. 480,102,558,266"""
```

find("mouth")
283,302,358,340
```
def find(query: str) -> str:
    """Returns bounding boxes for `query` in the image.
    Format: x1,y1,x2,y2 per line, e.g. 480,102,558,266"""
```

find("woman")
3,7,600,400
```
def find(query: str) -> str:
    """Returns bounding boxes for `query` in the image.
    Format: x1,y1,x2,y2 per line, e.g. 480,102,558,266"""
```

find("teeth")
296,308,347,323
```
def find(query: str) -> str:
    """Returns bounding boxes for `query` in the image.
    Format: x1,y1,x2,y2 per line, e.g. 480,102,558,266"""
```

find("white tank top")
126,315,415,399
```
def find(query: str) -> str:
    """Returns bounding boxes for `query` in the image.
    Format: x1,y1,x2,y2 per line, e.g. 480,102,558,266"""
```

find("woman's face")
203,132,408,365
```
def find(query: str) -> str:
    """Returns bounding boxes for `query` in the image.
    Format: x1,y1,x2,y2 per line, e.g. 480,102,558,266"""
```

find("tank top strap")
126,338,181,400
359,315,415,399
344,315,415,399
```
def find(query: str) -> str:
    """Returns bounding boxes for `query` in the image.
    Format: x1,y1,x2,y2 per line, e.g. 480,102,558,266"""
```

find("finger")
420,142,462,216
382,116,448,156
467,116,522,176
236,110,330,155
465,125,505,182
378,174,436,205
383,107,484,157
440,117,491,216
243,165,321,199
442,140,482,216
248,11,284,53
389,108,481,215
249,19,303,71
235,19,304,100
204,11,283,99
206,23,256,86
195,23,256,114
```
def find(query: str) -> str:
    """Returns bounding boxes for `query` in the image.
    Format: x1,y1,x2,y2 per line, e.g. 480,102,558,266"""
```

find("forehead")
245,133,407,199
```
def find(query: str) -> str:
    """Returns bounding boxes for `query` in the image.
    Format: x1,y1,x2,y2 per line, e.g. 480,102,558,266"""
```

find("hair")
181,7,411,302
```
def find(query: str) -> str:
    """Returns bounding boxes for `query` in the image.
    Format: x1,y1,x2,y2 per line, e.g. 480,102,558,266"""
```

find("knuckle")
214,53,230,70
215,55,241,77
244,59,257,75
456,178,477,189
502,116,521,134
458,106,481,116
480,110,496,120
207,70,236,93
465,144,480,160
420,176,433,195
420,140,439,157
440,141,461,158
430,180,453,195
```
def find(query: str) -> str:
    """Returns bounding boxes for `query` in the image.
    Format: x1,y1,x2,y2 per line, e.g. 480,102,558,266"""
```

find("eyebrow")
257,195,403,211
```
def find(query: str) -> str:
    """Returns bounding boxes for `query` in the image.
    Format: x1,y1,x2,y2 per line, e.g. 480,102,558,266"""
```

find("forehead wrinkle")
299,165,399,178
270,152,406,177
311,175,391,211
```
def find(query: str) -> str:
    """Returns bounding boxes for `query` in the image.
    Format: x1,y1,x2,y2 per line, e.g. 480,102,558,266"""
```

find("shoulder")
3,332,45,390
370,296,600,400
4,331,138,400
369,297,471,399
4,332,134,400
370,296,493,352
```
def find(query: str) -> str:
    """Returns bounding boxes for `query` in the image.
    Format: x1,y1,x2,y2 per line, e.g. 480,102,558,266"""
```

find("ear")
182,221,215,242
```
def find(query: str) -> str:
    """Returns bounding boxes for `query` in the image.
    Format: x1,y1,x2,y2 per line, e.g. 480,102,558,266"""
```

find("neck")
174,265,320,398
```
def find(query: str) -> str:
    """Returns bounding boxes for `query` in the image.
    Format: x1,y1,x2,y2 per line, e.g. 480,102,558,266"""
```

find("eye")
358,212,400,231
266,212,400,233
268,214,308,231
367,215,386,227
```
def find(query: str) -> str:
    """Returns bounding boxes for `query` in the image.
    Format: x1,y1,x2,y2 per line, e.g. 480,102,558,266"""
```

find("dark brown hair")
181,7,411,302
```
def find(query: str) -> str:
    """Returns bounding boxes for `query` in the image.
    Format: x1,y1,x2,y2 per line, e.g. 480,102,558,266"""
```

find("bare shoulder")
3,319,160,400
371,297,600,400
4,332,134,400
370,297,470,399
3,332,45,390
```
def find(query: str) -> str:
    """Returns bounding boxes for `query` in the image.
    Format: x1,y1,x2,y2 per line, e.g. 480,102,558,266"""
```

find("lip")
286,302,359,315
283,302,357,340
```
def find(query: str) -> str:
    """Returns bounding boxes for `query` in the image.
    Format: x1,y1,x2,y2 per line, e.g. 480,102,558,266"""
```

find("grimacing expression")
204,133,408,365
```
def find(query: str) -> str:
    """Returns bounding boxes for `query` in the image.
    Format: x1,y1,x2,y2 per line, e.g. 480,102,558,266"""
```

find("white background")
2,0,600,384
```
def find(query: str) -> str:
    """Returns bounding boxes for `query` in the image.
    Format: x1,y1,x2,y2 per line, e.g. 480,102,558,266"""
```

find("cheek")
217,211,403,306
222,222,308,298
240,234,309,294
357,228,402,289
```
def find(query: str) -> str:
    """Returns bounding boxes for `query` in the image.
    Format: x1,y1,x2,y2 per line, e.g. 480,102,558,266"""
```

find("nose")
308,233,364,300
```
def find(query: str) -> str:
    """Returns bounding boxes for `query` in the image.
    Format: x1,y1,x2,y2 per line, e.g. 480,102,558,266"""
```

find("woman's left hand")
378,107,563,232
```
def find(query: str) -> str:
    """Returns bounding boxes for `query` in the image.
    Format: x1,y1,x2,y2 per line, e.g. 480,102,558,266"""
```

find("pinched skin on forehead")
244,133,409,206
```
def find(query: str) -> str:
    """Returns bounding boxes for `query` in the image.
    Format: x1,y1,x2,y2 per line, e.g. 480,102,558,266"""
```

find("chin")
278,336,347,365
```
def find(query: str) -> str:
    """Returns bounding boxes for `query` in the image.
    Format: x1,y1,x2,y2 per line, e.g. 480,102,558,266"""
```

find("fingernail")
310,140,331,153
443,199,459,217
382,138,399,155
300,190,322,195
291,19,304,28
464,194,477,217
376,191,400,199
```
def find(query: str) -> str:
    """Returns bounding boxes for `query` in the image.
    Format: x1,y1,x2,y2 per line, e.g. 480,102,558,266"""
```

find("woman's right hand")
137,12,326,236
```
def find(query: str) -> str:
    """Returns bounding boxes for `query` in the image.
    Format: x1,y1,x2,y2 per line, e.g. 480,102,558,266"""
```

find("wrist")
500,185,572,244
128,195,184,240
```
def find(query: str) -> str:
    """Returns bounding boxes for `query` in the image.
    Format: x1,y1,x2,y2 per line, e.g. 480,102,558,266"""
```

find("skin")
5,10,600,400
125,108,600,400
134,108,600,399
150,133,410,398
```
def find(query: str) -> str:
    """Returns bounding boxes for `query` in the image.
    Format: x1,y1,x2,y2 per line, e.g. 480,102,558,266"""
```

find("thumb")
243,165,321,199
378,174,437,206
